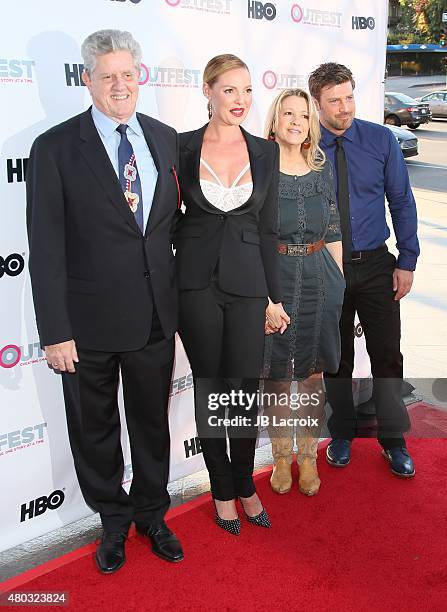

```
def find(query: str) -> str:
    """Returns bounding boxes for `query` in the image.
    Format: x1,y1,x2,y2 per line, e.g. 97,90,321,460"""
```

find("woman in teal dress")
263,89,345,496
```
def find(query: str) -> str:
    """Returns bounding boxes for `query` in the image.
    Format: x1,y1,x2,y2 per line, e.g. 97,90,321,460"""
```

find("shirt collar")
91,104,142,138
320,119,357,146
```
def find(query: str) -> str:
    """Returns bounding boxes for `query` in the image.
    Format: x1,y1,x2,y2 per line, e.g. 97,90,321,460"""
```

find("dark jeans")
179,282,267,501
324,247,411,450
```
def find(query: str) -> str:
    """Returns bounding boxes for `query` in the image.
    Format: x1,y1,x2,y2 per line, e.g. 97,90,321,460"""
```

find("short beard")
327,114,354,132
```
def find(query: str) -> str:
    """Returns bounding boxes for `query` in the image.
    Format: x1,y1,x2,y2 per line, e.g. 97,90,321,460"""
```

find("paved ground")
2,85,446,585
393,118,447,405
386,74,447,98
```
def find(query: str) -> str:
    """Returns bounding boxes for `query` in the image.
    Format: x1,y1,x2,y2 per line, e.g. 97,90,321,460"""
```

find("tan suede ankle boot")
297,437,320,496
270,437,293,494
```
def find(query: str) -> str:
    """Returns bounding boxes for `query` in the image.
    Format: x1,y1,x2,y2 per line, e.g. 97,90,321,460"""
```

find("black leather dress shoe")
95,531,127,573
326,438,351,467
382,446,415,477
136,521,184,563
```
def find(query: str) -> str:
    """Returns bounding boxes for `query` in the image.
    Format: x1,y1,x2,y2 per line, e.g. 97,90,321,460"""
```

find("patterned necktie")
335,136,352,259
116,124,144,232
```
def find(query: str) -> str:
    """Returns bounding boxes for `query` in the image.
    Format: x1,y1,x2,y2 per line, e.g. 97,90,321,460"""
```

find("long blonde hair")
264,89,325,172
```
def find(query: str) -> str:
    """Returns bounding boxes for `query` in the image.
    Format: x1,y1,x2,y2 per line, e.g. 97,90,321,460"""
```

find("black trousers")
61,323,174,533
179,282,267,501
324,247,411,450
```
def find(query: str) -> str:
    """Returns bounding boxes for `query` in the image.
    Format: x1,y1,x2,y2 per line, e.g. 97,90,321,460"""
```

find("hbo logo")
20,490,65,522
0,254,25,279
248,1,276,21
352,16,375,30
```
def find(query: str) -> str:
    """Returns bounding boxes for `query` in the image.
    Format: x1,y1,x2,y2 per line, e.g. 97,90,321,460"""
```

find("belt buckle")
287,244,307,256
351,251,362,261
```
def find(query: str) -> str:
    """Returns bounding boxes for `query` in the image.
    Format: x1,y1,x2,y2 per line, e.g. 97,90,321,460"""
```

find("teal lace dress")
264,160,345,380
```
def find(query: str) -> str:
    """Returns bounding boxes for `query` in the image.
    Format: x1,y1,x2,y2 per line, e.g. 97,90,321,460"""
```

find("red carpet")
408,401,447,437
2,434,447,611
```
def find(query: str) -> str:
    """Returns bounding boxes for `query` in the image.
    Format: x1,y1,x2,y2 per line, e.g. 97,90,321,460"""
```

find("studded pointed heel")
213,501,241,536
244,507,271,528
239,498,271,528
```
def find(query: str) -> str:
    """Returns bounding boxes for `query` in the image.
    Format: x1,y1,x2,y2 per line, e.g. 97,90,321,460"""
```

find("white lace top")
199,158,253,212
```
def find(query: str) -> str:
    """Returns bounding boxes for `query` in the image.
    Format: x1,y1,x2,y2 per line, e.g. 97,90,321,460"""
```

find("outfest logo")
262,70,307,90
0,343,47,369
170,372,193,396
290,3,342,28
139,63,200,88
0,422,48,457
165,0,231,15
0,59,36,84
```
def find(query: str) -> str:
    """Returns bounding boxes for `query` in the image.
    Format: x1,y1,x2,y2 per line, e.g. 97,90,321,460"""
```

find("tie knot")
336,136,344,148
116,124,128,135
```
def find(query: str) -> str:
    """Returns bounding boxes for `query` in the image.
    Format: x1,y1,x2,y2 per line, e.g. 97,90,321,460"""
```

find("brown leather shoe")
270,457,292,494
298,457,321,496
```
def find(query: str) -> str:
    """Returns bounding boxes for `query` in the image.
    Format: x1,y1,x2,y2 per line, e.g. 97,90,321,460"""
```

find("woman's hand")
265,299,290,334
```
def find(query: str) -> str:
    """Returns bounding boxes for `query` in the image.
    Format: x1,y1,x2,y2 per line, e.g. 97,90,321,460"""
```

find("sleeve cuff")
396,255,417,271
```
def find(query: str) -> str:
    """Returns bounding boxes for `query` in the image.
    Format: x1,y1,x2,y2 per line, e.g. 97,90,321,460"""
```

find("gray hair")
81,29,142,75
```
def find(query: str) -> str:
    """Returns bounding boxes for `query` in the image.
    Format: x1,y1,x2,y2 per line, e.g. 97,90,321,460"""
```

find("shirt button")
219,214,226,220
294,176,298,181
144,271,151,278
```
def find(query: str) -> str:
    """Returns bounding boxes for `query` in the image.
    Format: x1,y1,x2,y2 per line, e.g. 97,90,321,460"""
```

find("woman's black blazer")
174,124,282,303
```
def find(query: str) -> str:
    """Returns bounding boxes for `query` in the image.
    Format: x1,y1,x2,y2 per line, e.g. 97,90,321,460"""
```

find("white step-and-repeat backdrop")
0,0,387,552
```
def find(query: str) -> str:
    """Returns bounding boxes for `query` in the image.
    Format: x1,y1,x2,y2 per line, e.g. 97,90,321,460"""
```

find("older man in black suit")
26,29,183,572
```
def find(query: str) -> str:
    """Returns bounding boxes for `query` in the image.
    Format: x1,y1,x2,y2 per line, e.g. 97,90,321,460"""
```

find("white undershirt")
199,158,253,212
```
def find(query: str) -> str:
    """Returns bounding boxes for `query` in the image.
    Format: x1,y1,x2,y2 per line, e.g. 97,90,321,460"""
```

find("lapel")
182,123,266,215
136,113,166,237
182,124,208,211
78,109,141,235
240,125,266,210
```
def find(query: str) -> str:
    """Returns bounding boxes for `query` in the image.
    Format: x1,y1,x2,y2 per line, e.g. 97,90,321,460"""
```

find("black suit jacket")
175,125,282,302
26,108,179,351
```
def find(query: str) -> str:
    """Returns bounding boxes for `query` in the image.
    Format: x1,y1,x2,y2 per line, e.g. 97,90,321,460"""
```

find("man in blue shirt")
308,63,419,477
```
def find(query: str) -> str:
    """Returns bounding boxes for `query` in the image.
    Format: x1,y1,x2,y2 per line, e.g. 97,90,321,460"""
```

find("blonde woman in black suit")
175,54,289,535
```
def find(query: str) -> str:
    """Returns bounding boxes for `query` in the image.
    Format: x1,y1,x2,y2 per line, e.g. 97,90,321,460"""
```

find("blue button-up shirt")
91,105,158,231
320,118,419,271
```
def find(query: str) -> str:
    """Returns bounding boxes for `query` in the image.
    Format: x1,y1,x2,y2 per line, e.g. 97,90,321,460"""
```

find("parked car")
384,92,431,129
416,91,447,118
386,125,418,158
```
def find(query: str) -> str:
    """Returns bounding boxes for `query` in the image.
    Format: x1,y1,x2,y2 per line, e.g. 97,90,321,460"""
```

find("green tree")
397,0,447,43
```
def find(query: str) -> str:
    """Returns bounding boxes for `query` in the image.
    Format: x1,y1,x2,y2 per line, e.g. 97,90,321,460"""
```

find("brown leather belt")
277,239,325,256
